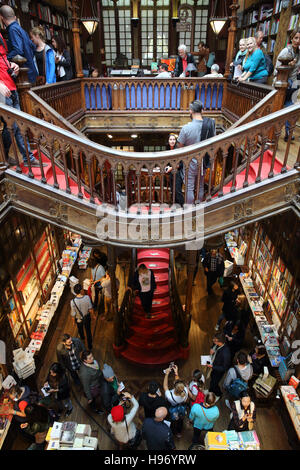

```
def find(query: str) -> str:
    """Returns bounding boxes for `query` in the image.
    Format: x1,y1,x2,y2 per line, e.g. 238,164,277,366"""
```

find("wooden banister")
1,100,299,214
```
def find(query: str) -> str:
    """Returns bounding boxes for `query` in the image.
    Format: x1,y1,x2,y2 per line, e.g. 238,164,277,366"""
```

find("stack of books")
12,348,35,379
60,421,77,448
238,431,260,450
204,432,228,450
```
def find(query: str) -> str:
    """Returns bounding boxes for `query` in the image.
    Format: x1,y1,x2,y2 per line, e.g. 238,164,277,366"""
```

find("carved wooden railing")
28,77,280,130
31,79,84,123
169,249,191,349
230,89,278,129
223,80,274,123
1,102,299,212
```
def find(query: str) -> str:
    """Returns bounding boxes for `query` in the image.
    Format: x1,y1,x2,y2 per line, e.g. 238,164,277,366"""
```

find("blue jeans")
186,158,204,204
2,90,34,163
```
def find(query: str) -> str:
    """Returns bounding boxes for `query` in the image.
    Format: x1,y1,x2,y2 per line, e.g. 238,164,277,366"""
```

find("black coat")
222,288,239,322
56,337,85,372
56,49,73,81
212,344,231,375
174,53,196,77
99,379,119,413
47,372,71,400
203,254,225,277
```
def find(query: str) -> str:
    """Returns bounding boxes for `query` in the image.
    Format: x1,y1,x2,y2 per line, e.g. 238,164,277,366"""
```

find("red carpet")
221,150,288,195
15,149,287,207
120,248,184,366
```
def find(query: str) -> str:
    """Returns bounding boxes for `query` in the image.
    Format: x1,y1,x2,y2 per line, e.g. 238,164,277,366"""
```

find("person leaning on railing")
274,28,300,141
230,38,247,79
174,44,196,78
237,37,268,84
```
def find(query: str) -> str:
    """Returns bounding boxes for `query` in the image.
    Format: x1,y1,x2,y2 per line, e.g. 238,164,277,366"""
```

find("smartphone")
206,361,211,365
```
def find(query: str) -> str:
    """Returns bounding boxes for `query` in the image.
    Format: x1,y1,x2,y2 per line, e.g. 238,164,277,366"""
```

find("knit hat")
111,405,124,422
102,363,115,379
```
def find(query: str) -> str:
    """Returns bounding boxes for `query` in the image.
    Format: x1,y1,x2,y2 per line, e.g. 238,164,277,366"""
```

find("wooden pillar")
185,249,196,317
272,63,292,113
13,55,33,115
224,0,240,79
107,245,119,344
97,1,105,76
71,0,84,79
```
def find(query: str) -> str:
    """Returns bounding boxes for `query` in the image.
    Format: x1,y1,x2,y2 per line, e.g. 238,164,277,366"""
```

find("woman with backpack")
163,364,188,438
223,351,253,407
228,391,256,432
188,369,206,406
188,392,219,449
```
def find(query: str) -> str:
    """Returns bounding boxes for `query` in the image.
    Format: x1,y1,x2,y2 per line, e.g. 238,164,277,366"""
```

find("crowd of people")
1,243,269,451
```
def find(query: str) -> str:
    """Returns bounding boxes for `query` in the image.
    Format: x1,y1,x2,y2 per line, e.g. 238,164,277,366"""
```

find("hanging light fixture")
80,0,99,35
209,0,228,36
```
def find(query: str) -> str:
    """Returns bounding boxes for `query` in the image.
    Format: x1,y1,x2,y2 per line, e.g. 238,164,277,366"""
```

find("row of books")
275,0,283,14
30,3,70,30
270,19,280,35
205,430,260,451
289,14,299,31
78,246,92,270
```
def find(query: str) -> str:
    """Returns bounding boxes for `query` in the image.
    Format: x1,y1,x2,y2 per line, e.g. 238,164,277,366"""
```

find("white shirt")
155,71,172,79
165,388,188,406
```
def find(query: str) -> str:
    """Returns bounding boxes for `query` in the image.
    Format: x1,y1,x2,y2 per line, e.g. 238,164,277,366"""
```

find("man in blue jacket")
0,5,38,84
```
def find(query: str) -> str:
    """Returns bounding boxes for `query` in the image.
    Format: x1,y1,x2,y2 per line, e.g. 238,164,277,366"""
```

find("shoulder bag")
125,416,142,449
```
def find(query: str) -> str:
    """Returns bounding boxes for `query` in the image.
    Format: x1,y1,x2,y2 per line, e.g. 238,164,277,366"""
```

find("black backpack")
264,54,274,77
201,118,215,170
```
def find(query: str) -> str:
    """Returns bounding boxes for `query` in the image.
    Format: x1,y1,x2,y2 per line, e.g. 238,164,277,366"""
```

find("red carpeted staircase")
119,248,185,366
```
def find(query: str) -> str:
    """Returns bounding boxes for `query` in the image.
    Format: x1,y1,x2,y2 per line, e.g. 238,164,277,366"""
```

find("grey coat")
78,362,104,401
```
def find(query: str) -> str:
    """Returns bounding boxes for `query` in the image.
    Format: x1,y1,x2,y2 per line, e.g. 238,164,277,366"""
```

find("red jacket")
0,33,16,91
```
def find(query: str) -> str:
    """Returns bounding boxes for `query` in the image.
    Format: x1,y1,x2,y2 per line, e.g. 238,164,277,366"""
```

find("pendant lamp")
209,0,228,36
80,0,99,35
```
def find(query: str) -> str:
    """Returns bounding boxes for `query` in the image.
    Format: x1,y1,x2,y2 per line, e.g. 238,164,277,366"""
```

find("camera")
169,362,175,369
7,67,17,79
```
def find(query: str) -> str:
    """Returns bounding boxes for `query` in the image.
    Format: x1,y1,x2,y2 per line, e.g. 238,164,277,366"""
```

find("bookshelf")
3,226,59,349
239,0,294,65
243,221,300,342
0,0,72,46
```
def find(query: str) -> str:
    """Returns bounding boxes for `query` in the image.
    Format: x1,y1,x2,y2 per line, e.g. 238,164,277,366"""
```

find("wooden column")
13,55,33,115
272,63,292,113
107,245,119,344
184,249,197,318
224,0,240,79
71,0,84,79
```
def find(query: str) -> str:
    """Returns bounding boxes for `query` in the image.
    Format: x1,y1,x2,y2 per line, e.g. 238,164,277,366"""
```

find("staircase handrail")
1,102,299,210
169,249,191,348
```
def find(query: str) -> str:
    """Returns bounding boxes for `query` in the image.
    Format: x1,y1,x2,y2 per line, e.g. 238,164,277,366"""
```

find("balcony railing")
1,101,299,214
30,77,276,123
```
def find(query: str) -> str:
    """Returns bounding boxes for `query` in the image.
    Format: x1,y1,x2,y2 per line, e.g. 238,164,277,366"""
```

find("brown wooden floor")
9,259,292,451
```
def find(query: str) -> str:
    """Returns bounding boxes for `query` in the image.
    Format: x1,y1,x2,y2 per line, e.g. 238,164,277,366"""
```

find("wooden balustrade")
223,81,274,122
1,102,299,214
31,79,83,123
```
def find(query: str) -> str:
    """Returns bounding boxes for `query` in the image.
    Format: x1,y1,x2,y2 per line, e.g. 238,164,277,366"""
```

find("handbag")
168,391,187,421
125,417,142,449
218,276,224,287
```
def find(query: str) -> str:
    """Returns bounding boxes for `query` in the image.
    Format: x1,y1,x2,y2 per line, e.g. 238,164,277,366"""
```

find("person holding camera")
163,364,188,439
228,391,256,432
107,392,140,450
139,381,168,419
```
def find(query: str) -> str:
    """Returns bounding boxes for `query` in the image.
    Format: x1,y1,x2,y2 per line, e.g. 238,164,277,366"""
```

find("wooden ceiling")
48,0,68,13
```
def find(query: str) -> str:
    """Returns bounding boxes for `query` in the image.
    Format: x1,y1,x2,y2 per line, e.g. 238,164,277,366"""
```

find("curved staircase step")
141,261,169,273
120,344,183,366
126,335,177,350
134,297,170,312
132,312,170,326
138,249,170,263
153,285,170,298
130,324,175,338
154,272,169,285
